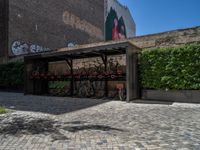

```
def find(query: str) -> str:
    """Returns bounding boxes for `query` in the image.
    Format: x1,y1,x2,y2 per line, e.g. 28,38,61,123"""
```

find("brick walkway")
0,92,200,150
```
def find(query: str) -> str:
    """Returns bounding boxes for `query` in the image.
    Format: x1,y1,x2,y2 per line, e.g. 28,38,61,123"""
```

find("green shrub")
49,81,70,89
0,107,7,114
0,61,24,87
140,44,200,90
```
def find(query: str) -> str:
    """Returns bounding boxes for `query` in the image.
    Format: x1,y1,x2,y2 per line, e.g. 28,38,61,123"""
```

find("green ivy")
140,43,200,90
0,61,24,87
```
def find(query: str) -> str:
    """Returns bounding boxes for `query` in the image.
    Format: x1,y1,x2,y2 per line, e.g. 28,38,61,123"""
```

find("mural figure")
112,17,119,40
106,7,127,41
118,17,127,39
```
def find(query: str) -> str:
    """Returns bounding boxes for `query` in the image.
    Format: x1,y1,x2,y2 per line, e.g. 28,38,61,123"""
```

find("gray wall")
9,0,104,56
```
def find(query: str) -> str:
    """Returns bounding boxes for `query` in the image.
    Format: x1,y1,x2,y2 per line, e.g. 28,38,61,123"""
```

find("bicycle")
116,83,126,101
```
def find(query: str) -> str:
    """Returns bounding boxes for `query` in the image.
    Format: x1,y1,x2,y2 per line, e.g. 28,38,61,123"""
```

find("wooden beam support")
66,59,74,96
24,60,34,95
65,59,72,68
100,54,108,97
100,54,107,65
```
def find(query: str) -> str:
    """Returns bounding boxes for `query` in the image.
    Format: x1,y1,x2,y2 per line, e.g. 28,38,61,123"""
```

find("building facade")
9,0,105,56
0,0,136,64
0,0,8,61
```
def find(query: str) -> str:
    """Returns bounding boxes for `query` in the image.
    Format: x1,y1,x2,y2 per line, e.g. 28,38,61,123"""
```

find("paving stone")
0,92,200,149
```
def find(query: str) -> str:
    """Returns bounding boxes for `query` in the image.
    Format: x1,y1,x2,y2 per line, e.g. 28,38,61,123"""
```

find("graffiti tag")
11,41,51,56
11,41,29,56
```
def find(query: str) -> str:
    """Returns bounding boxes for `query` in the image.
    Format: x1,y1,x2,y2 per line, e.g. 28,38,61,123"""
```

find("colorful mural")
105,0,136,41
105,7,127,41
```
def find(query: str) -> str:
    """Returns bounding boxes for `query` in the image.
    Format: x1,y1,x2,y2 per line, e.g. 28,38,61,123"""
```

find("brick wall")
131,26,200,49
5,26,200,64
9,0,104,56
0,0,8,63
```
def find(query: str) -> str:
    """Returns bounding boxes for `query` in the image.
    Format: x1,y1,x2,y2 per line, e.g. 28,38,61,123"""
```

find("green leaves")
0,107,7,114
140,43,200,90
0,62,24,87
49,81,69,89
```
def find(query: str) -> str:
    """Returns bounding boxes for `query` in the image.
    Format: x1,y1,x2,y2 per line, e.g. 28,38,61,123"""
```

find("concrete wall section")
142,90,200,103
131,26,200,49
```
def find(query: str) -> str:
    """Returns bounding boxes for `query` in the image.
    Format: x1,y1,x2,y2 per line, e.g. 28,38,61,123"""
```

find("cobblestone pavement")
0,92,200,150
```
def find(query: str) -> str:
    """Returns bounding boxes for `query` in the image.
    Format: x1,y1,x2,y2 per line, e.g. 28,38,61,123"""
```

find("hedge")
140,44,200,90
0,61,24,88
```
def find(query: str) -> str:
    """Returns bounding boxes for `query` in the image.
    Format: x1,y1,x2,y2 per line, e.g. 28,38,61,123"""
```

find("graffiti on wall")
63,10,103,40
67,42,78,48
11,41,51,56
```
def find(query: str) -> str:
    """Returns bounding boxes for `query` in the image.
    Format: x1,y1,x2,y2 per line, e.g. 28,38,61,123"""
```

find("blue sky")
118,0,200,36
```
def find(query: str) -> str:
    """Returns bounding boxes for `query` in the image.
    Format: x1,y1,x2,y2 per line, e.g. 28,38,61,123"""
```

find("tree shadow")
0,116,69,141
0,92,109,115
62,125,125,133
63,121,88,125
60,120,126,133
0,115,125,142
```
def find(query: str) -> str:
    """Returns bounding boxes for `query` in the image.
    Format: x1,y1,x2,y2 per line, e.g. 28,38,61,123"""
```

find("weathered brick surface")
131,26,200,48
6,26,200,63
8,0,104,55
1,2,200,64
0,0,8,60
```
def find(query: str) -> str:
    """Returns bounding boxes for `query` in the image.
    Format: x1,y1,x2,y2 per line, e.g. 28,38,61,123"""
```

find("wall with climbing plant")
140,43,200,90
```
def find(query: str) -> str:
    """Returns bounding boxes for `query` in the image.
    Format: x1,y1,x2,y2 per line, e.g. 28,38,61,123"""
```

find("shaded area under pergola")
24,40,141,102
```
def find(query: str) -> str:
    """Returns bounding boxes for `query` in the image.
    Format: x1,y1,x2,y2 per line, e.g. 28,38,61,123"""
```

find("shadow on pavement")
0,115,125,141
62,125,125,133
0,115,70,141
0,117,56,135
0,92,109,115
132,100,174,105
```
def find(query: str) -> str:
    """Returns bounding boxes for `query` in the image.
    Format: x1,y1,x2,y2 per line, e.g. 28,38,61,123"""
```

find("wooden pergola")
24,40,141,102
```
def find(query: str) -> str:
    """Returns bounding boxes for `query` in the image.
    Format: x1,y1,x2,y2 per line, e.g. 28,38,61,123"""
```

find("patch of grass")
0,107,7,114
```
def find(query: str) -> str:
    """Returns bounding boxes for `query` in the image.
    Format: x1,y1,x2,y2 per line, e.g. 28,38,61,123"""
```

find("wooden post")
101,54,108,97
24,59,34,95
43,61,49,94
66,59,73,96
33,60,48,95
